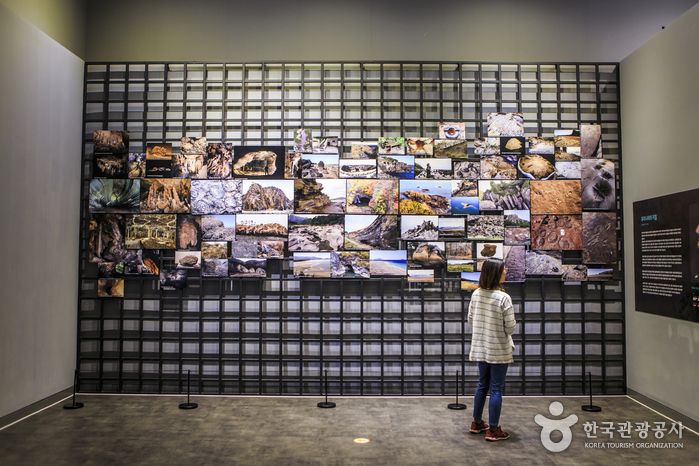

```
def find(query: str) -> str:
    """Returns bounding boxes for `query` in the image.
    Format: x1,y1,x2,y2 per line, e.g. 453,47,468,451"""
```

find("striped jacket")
468,288,516,364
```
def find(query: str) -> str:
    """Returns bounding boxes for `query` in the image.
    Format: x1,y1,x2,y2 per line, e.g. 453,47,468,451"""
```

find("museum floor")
1,394,697,465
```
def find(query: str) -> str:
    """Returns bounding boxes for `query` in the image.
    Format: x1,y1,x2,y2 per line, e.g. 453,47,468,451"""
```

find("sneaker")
470,420,489,434
485,426,510,441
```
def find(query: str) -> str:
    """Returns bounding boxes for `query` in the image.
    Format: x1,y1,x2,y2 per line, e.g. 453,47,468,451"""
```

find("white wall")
621,3,699,421
0,5,84,418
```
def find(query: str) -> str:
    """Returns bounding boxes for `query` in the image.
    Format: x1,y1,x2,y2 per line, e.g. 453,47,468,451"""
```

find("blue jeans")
472,362,509,427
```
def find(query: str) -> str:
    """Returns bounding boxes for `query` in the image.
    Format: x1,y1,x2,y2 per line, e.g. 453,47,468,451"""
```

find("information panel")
633,188,699,322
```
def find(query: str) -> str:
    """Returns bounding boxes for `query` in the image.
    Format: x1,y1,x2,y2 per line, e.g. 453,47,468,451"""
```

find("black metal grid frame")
78,62,625,396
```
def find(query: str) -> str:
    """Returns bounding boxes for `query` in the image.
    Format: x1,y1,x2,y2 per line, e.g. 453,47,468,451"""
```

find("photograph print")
89,214,127,263
467,214,504,241
399,180,451,215
477,180,530,211
293,252,331,278
175,251,201,269
140,178,191,214
207,143,233,179
94,130,129,154
288,214,345,252
487,113,524,137
125,214,176,249
528,137,555,155
439,122,466,140
89,179,140,214
405,138,433,156
294,179,346,214
232,146,284,179
201,215,236,241
438,217,465,238
312,136,339,155
530,214,582,250
346,179,399,215
377,156,415,179
235,213,288,242
370,250,407,277
378,137,406,155
518,154,556,180
191,179,243,215
241,179,294,213
434,139,468,158
581,159,615,210
406,241,446,267
229,258,267,277
146,143,172,160
580,124,602,158
414,158,452,180
94,153,128,178
344,215,398,250
480,155,517,180
339,159,377,179
176,214,202,251
350,142,378,159
160,269,187,290
294,128,313,153
474,137,500,156
128,153,146,178
300,154,340,179
333,251,370,278
401,215,439,241
453,161,480,180
451,180,479,215
504,210,531,246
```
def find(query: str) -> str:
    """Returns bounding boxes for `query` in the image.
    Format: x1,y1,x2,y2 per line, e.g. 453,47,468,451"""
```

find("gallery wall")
621,2,699,422
0,5,84,418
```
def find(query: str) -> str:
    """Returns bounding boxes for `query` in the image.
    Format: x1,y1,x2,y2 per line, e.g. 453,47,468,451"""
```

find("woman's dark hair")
478,259,505,290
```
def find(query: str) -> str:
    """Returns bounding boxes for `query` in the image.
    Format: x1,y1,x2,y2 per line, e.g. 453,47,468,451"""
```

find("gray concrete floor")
0,395,697,465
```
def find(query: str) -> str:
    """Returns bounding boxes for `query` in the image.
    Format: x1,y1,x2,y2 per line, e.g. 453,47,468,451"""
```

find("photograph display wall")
79,62,624,397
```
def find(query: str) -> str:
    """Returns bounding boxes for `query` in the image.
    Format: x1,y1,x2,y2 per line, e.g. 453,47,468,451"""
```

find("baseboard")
0,388,73,430
626,388,699,433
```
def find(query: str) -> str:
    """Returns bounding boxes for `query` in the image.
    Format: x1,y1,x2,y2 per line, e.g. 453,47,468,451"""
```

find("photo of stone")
176,251,201,269
123,251,143,275
461,272,481,290
452,180,478,198
140,178,190,214
346,179,399,215
351,142,378,159
504,210,531,246
128,153,146,178
235,213,288,242
378,137,406,155
555,161,581,180
406,138,433,156
94,130,129,154
312,136,339,155
176,214,202,251
89,179,140,214
530,180,581,214
479,180,531,212
474,138,499,155
453,161,480,180
123,249,159,275
202,259,228,277
125,214,176,249
94,154,128,178
293,252,331,278
229,240,283,259
415,158,452,179
399,180,451,215
587,268,613,281
525,250,563,275
580,124,602,158
377,156,415,179
500,137,526,155
294,179,346,214
201,215,235,241
583,212,617,264
294,128,313,153
229,258,267,277
531,214,582,250
241,180,294,213
285,152,302,178
503,246,526,282
172,153,206,179
446,242,473,260
370,250,407,276
98,278,124,298
487,113,524,137
434,140,468,158
439,218,465,238
145,160,171,178
300,154,339,179
581,159,615,210
467,215,504,241
476,242,503,260
562,264,587,281
207,143,234,179
180,136,207,155
98,261,123,279
339,159,377,179
333,251,370,278
554,129,580,148
518,154,555,180
401,215,439,241
160,269,187,290
191,179,242,215
451,182,479,215
344,215,398,250
288,214,344,252
146,143,172,160
439,122,466,140
528,137,554,155
233,146,284,179
555,147,581,161
408,269,434,283
257,241,284,258
407,241,446,266
202,241,228,259
480,155,517,180
89,214,127,262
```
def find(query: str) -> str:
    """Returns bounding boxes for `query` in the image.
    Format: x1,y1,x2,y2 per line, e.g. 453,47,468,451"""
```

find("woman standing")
468,258,516,441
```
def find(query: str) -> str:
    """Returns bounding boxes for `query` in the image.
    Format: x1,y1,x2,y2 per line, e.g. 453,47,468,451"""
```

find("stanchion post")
448,370,467,410
179,370,198,410
581,371,601,412
63,369,84,410
317,369,336,408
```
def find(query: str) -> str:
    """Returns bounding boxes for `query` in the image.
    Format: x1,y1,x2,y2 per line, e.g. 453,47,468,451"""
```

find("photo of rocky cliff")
172,153,206,179
229,258,267,277
525,250,563,275
207,143,234,179
401,215,439,241
285,152,302,178
288,214,344,252
241,180,294,213
350,142,378,159
467,215,504,241
378,137,406,155
176,251,201,269
160,269,187,290
128,153,146,178
580,124,602,158
344,215,398,250
377,156,415,179
339,159,376,179
294,179,345,214
480,155,517,180
333,252,370,278
300,154,339,179
176,214,202,251
94,130,129,154
191,179,242,215
583,212,617,264
201,215,235,241
531,214,582,250
487,113,524,137
140,179,190,213
235,213,288,242
399,180,451,215
346,180,399,215
478,180,530,211
89,179,140,214
504,210,531,246
530,180,581,214
407,241,446,267
125,214,176,249
504,246,526,282
233,146,284,179
434,139,468,158
581,159,615,210
94,154,128,178
415,158,452,179
98,278,124,298
146,143,172,160
406,138,433,156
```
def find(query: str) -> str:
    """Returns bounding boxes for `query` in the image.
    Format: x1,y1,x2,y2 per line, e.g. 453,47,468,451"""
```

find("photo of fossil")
480,155,517,180
146,143,172,160
125,214,176,249
235,214,288,242
377,156,415,179
406,138,434,156
401,215,439,241
145,160,171,178
233,146,284,179
581,159,615,210
89,214,128,263
207,143,233,179
140,178,190,213
580,124,602,158
525,250,563,275
408,269,434,283
172,153,206,179
312,136,339,155
333,251,370,278
474,138,499,156
555,147,581,161
378,137,406,155
562,264,587,281
351,142,378,159
446,242,473,260
500,137,526,155
98,278,124,298
504,210,531,246
467,215,504,241
285,152,302,178
294,179,346,214
89,179,140,214
201,215,235,241
415,158,452,179
94,154,128,178
160,269,187,290
345,179,399,214
180,136,207,155
202,241,228,259
434,139,468,158
439,218,465,238
241,180,294,213
461,272,481,290
339,159,377,179
202,259,228,277
587,268,613,281
191,179,242,215
228,258,267,277
528,137,555,155
487,113,524,137
583,212,617,264
530,180,581,214
288,214,344,252
128,153,146,178
407,241,446,266
555,161,581,180
370,250,407,276
294,128,313,153
94,130,129,154
300,154,339,179
476,242,504,260
399,180,451,215
344,215,398,250
518,154,555,180
503,246,525,282
530,214,582,250
478,180,530,211
176,214,202,251
453,161,480,180
175,251,201,269
293,252,331,278
554,129,580,148
439,122,466,140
